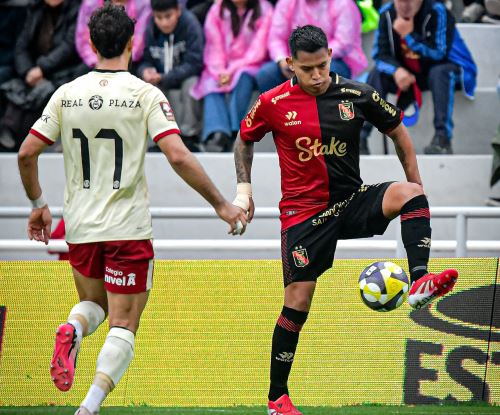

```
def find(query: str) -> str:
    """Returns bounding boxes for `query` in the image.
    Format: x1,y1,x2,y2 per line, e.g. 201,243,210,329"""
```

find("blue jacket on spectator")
138,9,203,90
373,0,477,98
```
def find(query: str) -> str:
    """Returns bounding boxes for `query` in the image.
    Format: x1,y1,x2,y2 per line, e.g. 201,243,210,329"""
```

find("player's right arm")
18,134,53,244
232,95,271,222
157,135,247,234
18,87,62,244
147,88,247,234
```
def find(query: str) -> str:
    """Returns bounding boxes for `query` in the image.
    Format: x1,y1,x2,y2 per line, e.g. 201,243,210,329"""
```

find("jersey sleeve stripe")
153,128,181,142
30,128,54,145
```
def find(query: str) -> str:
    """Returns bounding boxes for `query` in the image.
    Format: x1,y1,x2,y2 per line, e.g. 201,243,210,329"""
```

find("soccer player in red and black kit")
232,25,458,415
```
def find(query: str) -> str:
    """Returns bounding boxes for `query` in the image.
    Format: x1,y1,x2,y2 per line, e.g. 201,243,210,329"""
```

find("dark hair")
89,4,135,59
151,0,179,12
220,0,261,37
289,25,328,58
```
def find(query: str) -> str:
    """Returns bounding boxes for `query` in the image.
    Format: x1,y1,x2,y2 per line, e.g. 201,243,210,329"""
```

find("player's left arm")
387,123,423,187
18,134,52,244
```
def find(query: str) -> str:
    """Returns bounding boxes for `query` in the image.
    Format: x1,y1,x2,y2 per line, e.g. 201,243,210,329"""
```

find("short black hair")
89,4,135,59
289,25,328,58
151,0,179,11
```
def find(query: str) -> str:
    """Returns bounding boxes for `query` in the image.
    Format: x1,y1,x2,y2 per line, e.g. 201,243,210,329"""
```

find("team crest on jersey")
89,95,103,110
292,246,309,267
160,101,176,121
338,101,354,120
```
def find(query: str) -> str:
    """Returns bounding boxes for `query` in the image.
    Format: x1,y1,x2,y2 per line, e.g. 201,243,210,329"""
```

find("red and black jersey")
240,73,403,230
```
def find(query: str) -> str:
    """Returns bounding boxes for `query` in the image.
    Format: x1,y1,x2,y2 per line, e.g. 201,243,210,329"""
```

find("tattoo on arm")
234,138,254,183
394,139,408,169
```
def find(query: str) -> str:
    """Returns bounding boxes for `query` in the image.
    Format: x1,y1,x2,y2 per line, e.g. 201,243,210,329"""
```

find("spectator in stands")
460,0,485,22
0,0,81,152
359,0,477,155
75,0,151,72
255,0,367,93
138,0,204,152
482,0,500,22
0,0,27,123
192,0,273,152
0,2,26,86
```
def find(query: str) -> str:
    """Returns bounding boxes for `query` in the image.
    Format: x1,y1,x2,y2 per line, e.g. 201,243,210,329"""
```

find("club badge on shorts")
292,246,309,267
338,100,355,121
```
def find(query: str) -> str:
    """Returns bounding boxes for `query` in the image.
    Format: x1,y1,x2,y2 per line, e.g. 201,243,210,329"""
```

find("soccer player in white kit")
17,4,247,414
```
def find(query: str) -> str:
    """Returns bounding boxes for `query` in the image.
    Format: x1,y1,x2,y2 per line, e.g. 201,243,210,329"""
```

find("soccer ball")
358,261,409,312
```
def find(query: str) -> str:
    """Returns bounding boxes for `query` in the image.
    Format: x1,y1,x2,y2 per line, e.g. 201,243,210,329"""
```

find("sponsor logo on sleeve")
40,114,50,123
160,101,176,121
371,91,397,117
244,98,261,128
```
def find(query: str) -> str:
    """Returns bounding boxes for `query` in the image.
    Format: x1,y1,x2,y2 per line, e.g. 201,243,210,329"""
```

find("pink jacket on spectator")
192,0,273,99
269,0,367,77
76,0,151,67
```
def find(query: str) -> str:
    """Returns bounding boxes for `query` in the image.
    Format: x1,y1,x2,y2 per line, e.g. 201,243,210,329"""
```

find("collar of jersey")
92,69,128,73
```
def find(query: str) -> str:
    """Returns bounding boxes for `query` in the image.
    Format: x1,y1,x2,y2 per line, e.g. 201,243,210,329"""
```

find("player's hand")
278,60,293,79
215,201,248,236
393,16,414,37
143,68,159,84
27,205,52,245
394,67,416,92
218,73,231,87
26,67,44,87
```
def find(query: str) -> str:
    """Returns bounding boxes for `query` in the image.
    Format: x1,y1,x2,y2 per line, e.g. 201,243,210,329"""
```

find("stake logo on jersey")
338,101,355,120
296,136,347,162
292,246,309,267
89,95,103,110
160,101,176,122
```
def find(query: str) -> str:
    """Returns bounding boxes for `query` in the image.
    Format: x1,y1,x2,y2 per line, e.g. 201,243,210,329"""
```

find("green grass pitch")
0,404,499,415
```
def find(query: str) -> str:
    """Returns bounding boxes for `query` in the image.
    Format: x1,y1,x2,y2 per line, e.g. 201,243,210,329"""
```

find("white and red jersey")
31,69,180,243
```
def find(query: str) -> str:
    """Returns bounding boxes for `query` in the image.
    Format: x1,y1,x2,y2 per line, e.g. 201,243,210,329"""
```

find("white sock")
68,319,84,341
81,384,107,414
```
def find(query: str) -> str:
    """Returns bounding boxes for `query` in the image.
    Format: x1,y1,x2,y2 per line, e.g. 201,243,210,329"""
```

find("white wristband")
232,183,252,211
30,195,47,209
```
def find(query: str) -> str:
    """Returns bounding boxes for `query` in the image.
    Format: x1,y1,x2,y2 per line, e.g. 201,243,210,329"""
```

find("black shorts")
281,182,394,287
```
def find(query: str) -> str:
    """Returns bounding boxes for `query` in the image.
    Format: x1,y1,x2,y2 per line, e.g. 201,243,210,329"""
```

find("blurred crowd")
0,0,493,153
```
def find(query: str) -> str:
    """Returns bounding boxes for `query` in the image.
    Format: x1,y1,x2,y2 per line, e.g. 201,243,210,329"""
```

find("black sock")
268,306,309,402
400,195,431,283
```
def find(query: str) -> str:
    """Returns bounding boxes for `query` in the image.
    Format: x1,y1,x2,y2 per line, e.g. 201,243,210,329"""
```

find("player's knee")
399,182,425,205
407,182,424,197
96,327,135,389
69,301,106,336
